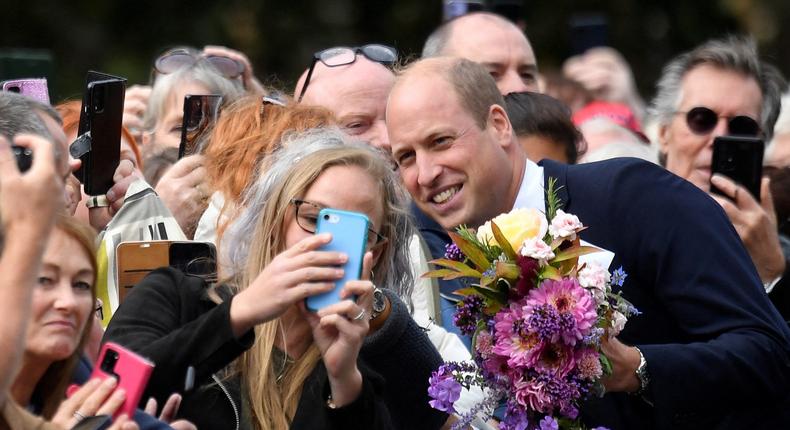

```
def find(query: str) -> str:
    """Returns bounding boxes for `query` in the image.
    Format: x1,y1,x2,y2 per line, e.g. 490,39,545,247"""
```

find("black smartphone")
73,71,126,195
169,241,217,278
12,145,32,172
569,13,609,56
711,135,764,201
178,94,223,158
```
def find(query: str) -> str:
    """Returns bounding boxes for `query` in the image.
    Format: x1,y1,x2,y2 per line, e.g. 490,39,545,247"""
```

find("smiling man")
387,56,790,429
422,12,539,95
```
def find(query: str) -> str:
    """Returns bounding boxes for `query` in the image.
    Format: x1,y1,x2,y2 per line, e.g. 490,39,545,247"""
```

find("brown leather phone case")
116,241,171,303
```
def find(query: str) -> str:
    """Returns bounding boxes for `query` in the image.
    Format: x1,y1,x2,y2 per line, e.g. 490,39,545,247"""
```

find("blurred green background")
1,0,789,102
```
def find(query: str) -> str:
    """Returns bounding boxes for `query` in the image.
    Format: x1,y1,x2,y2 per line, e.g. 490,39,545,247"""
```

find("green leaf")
545,176,565,221
495,261,520,280
471,284,507,303
540,265,562,280
449,231,491,271
552,245,601,263
453,287,478,296
427,258,483,278
491,222,517,260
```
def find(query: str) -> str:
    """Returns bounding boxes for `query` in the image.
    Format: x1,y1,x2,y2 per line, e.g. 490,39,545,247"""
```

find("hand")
229,233,344,337
563,47,645,119
51,378,133,430
202,45,265,94
154,155,209,238
88,159,142,231
144,394,197,430
123,85,151,146
303,252,375,407
710,175,786,282
0,134,63,241
600,336,641,393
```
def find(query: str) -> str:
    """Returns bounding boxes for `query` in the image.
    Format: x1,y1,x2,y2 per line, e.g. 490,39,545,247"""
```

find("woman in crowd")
104,129,447,429
196,95,334,248
8,214,138,429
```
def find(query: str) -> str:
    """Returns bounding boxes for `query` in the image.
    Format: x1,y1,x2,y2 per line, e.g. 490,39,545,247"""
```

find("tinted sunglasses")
154,48,245,79
681,106,761,136
297,44,398,102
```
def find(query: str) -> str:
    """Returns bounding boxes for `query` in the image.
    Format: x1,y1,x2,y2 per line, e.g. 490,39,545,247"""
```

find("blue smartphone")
305,208,369,312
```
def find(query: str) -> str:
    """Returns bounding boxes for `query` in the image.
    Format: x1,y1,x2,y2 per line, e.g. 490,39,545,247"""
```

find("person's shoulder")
566,157,666,178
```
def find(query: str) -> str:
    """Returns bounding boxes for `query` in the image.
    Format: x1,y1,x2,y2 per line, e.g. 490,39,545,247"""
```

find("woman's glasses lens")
361,45,397,63
155,52,243,79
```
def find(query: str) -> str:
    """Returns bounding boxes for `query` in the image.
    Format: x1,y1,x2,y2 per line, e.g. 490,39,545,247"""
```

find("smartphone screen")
306,209,369,312
90,342,154,419
711,135,764,201
178,94,223,158
169,241,217,279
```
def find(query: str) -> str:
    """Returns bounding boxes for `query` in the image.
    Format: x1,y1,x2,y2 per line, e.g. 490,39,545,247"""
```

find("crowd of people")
1,8,789,430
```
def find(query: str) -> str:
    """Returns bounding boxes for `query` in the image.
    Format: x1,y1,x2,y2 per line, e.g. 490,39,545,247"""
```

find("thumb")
360,252,373,281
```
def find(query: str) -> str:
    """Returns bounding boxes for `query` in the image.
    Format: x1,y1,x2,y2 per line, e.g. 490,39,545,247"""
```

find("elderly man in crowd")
422,11,539,95
651,36,790,320
386,55,790,429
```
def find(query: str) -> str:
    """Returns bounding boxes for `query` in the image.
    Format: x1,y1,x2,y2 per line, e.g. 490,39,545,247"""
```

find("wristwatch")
634,347,650,397
370,287,386,320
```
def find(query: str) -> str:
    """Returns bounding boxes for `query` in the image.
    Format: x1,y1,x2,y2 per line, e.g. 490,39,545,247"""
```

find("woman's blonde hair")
222,128,415,429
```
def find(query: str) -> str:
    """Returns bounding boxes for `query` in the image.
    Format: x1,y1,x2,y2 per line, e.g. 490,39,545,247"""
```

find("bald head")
295,56,395,151
422,12,538,95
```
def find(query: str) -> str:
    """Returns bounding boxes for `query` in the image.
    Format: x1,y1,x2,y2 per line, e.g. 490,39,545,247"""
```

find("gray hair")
143,60,245,132
223,127,416,306
0,91,61,141
649,35,786,143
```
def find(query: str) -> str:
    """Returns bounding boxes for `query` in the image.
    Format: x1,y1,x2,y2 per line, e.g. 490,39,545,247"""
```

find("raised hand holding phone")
228,233,344,338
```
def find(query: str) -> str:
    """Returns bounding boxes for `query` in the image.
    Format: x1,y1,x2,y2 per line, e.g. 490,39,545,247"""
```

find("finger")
95,387,127,416
159,393,182,422
60,378,103,412
710,174,739,201
79,377,119,416
126,85,152,101
340,280,374,302
288,249,349,271
320,312,364,334
106,174,139,207
69,157,82,174
113,159,136,182
14,134,57,175
286,282,337,302
124,99,148,116
283,233,334,257
123,114,144,131
0,136,20,180
710,194,746,234
144,397,158,416
167,155,204,178
317,298,361,318
359,252,373,281
107,414,135,430
760,177,778,225
182,166,207,187
284,266,345,286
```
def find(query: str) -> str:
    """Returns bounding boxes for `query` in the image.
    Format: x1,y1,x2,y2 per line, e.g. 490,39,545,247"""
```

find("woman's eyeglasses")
297,44,398,102
154,48,245,79
291,199,387,249
678,106,761,137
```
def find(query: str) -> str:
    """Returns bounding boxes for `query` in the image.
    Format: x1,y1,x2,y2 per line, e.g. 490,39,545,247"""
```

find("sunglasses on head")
297,44,398,102
154,48,245,80
681,106,761,137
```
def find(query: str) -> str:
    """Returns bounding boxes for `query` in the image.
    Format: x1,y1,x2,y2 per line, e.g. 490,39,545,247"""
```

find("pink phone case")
90,342,154,419
2,78,50,104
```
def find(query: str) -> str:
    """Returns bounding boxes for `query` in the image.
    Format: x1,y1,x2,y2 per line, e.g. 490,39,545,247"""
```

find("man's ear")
488,104,513,148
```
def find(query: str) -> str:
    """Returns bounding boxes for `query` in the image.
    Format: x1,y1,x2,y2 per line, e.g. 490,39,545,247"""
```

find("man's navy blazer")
412,157,790,429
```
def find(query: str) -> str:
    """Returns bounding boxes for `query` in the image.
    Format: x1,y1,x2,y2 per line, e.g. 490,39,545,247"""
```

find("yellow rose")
476,208,548,251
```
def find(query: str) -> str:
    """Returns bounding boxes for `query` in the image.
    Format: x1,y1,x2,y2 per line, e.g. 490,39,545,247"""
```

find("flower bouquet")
425,181,637,430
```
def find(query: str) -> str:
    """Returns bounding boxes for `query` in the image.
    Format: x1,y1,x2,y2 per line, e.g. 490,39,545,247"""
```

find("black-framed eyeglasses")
297,44,398,102
677,106,761,137
290,199,387,249
154,48,245,80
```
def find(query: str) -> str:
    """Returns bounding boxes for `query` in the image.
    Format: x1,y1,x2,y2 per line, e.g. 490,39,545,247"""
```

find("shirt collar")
512,158,545,213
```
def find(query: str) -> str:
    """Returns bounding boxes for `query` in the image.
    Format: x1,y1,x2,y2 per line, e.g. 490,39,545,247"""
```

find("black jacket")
103,267,445,429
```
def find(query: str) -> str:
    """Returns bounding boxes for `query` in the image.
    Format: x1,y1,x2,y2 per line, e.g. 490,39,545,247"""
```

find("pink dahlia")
493,300,543,368
575,347,603,380
513,375,553,413
526,278,598,346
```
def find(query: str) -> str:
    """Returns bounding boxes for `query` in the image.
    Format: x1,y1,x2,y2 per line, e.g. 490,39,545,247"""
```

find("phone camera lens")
7,86,20,93
100,349,120,372
323,214,330,220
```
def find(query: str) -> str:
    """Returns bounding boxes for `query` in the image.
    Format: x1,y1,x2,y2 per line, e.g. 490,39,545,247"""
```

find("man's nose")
497,70,530,95
369,121,391,153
